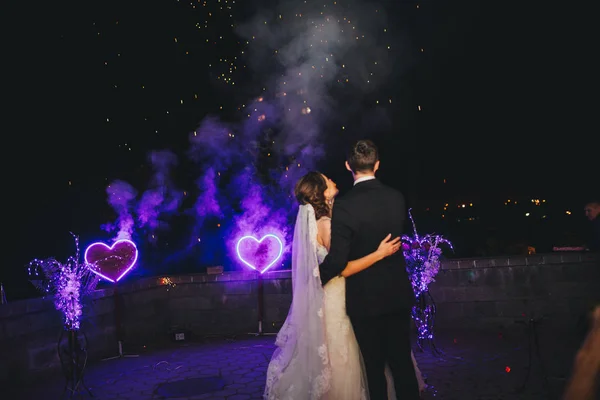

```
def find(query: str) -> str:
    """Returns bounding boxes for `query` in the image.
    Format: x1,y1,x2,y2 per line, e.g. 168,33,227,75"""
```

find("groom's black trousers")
351,308,420,400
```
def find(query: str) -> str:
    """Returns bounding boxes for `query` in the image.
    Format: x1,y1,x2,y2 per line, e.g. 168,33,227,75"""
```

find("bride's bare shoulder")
316,216,331,227
316,217,331,249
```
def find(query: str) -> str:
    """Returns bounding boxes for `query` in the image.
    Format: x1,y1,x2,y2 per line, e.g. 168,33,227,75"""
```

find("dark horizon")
7,0,596,299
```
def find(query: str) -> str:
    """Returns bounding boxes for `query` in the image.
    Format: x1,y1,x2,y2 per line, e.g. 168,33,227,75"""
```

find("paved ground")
8,326,582,399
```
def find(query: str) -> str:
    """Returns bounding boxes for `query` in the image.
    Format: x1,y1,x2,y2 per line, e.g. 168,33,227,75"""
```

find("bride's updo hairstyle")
294,171,331,220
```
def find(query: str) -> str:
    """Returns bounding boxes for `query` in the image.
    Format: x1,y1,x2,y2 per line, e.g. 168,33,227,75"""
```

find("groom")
319,140,420,399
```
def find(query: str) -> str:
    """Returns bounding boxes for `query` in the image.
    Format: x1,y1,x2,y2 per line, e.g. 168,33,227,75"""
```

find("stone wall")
0,288,116,385
1,253,598,384
429,252,600,328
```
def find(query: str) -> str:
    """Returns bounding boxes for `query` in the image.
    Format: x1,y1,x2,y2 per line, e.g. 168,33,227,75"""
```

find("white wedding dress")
318,243,370,399
319,243,427,400
264,206,425,400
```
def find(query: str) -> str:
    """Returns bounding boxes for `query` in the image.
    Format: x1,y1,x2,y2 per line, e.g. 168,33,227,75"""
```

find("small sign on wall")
169,327,189,342
207,266,224,275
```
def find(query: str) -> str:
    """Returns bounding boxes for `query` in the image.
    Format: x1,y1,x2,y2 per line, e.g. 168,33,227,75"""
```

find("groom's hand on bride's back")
375,234,402,260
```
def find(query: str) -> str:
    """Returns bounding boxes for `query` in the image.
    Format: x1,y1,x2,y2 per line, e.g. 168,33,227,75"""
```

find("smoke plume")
100,0,399,269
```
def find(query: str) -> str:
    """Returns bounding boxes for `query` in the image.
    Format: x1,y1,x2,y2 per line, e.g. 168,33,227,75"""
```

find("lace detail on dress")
323,273,369,399
264,362,280,400
264,205,332,400
313,364,332,399
265,309,332,400
339,320,351,363
312,345,332,398
318,344,329,364
324,277,353,365
311,221,333,398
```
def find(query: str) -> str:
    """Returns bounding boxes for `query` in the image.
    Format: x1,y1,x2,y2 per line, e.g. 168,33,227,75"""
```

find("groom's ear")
345,161,352,172
374,160,380,173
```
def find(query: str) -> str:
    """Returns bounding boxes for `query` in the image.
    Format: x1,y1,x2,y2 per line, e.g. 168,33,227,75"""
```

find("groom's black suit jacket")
319,178,414,318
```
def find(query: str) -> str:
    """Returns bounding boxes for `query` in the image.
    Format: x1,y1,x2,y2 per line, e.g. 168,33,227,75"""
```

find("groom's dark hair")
346,140,379,173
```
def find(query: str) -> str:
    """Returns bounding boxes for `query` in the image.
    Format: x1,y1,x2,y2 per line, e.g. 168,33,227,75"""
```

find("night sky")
7,0,596,297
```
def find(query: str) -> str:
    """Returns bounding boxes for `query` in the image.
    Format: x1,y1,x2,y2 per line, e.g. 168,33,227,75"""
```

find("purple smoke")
97,0,399,270
137,150,183,238
102,180,138,241
101,150,183,244
232,171,277,234
236,0,394,163
189,117,245,171
184,0,397,266
228,170,291,259
195,168,222,219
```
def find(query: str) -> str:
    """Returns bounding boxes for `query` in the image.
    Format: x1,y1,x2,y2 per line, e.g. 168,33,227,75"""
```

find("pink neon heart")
84,240,138,282
236,234,283,273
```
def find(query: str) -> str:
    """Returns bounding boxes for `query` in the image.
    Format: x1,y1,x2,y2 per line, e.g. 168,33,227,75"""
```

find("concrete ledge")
1,252,598,384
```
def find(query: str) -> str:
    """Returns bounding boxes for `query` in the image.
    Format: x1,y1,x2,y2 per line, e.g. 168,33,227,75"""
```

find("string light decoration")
27,234,99,330
402,209,453,350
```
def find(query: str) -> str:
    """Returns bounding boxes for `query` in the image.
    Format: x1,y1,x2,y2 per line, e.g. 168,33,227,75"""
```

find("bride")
264,172,426,399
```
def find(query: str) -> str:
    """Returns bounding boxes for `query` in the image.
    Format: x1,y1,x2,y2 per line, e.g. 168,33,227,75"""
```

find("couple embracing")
264,140,426,400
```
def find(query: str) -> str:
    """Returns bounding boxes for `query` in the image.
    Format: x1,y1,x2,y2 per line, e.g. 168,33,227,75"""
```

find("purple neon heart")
84,240,138,283
236,234,283,274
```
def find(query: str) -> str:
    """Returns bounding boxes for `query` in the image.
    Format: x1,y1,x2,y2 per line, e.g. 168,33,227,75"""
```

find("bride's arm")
340,241,392,278
318,218,400,278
